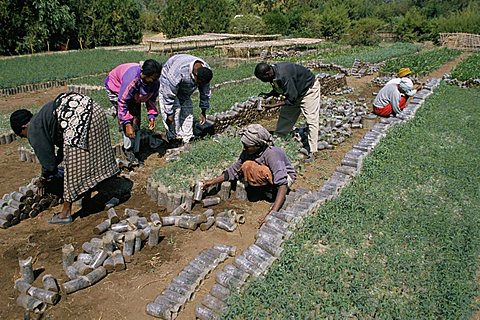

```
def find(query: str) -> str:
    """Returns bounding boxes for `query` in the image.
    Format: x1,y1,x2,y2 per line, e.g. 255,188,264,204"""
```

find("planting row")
218,79,441,319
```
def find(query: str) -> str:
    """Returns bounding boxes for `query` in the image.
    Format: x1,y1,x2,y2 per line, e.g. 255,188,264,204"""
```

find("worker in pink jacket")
105,59,162,162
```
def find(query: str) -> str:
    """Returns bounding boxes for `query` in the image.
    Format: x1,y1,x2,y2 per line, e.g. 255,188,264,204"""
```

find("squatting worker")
373,78,416,117
254,62,320,163
202,124,296,224
159,54,213,145
105,59,162,163
10,93,119,224
386,67,421,95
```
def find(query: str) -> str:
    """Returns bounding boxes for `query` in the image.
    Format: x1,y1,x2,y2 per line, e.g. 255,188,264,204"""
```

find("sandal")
48,214,73,225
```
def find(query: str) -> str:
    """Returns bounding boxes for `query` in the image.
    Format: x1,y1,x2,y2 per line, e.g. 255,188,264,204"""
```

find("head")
140,59,162,86
398,67,412,78
10,109,33,138
194,66,213,86
399,78,416,97
240,124,273,155
254,63,274,82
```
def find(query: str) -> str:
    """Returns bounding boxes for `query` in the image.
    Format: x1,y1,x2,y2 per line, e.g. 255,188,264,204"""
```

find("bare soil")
0,54,468,320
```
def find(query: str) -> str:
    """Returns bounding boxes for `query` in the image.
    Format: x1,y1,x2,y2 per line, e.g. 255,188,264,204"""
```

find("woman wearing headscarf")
10,92,119,224
203,124,296,223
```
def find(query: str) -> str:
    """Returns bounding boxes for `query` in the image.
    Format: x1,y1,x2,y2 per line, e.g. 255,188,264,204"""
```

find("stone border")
0,80,67,97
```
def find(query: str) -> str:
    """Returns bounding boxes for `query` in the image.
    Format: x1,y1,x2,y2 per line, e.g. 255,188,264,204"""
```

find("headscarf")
10,109,33,135
239,124,273,147
399,78,416,97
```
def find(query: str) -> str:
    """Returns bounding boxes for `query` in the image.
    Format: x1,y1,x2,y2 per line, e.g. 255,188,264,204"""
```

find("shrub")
229,14,268,34
347,18,385,46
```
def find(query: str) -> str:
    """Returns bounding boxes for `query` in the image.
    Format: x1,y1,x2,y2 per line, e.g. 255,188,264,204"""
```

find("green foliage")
160,0,232,38
432,3,480,35
228,14,268,35
153,135,243,192
0,0,74,55
278,42,422,68
0,0,142,54
450,52,480,81
66,0,142,49
225,84,480,319
347,18,385,46
318,5,351,40
393,8,433,42
381,47,461,76
262,9,290,35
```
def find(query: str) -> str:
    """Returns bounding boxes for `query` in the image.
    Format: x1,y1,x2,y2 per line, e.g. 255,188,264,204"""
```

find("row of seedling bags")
0,178,61,228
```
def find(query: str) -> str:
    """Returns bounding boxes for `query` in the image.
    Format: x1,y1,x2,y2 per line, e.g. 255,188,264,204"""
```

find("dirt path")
0,54,467,320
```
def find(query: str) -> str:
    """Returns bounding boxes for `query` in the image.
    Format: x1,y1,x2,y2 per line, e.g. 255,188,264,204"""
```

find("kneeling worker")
202,124,296,223
373,78,416,117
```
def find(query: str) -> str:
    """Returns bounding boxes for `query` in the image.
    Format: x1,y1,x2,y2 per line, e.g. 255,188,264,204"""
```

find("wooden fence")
439,33,480,51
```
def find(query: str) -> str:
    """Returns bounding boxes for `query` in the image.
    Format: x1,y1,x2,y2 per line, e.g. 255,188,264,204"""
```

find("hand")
148,118,155,130
257,211,269,225
125,123,135,139
202,180,212,190
34,177,47,196
166,114,174,126
200,113,206,125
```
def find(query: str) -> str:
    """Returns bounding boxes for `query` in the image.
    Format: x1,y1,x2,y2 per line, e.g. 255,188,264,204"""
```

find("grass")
450,52,480,81
0,49,168,89
224,84,480,319
381,48,461,76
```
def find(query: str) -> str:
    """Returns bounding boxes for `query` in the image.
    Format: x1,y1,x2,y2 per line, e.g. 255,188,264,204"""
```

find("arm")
198,82,211,125
117,69,139,126
391,90,402,115
147,83,159,129
281,78,299,105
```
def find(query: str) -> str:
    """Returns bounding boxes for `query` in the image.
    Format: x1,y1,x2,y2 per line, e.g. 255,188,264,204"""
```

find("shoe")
305,152,315,163
48,214,73,225
122,147,139,164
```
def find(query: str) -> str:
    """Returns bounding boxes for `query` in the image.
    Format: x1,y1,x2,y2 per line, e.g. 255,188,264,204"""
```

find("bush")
228,14,267,34
262,9,289,35
393,8,433,42
318,5,350,40
432,4,480,35
347,18,385,46
160,0,232,38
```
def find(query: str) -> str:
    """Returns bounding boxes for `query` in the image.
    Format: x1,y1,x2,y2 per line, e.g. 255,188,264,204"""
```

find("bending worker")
105,59,162,163
254,62,320,163
159,54,213,146
203,124,296,223
373,78,416,117
10,93,119,224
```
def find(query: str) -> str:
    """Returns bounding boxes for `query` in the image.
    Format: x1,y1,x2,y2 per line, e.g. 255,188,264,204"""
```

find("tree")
159,0,233,38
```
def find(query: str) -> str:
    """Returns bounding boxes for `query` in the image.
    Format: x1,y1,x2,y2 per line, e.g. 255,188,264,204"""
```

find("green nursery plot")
225,84,480,319
381,48,461,76
276,42,422,67
451,52,480,81
68,61,258,87
0,49,167,89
